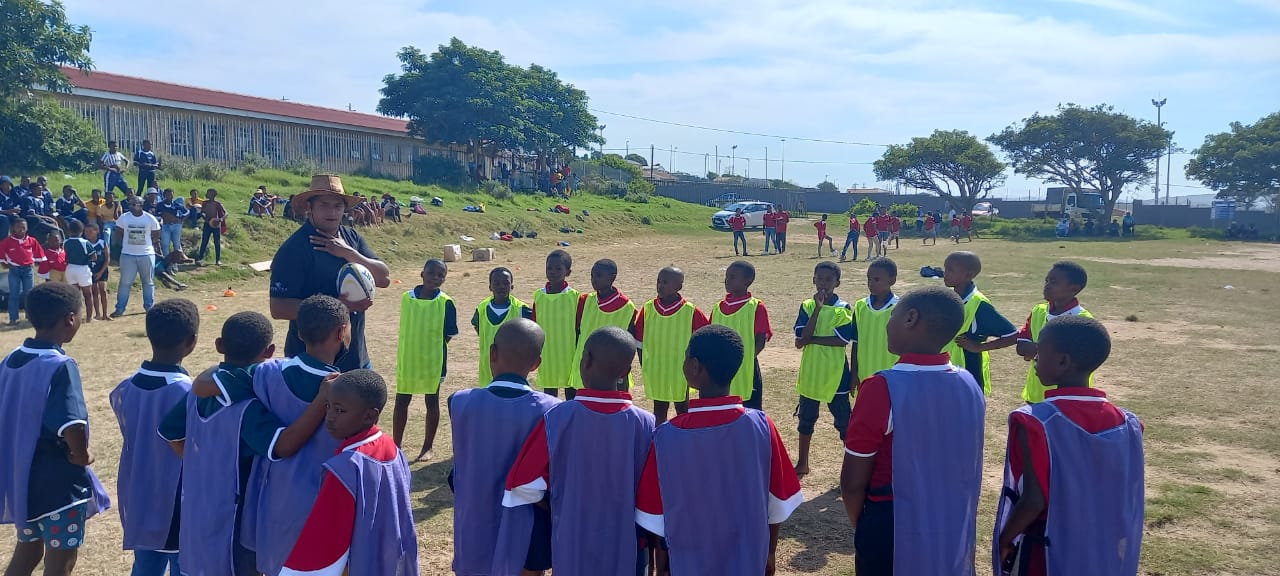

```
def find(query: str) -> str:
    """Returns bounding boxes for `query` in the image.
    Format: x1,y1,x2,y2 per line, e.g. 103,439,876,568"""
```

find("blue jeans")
131,550,179,576
102,221,117,249
763,228,775,253
160,223,183,256
7,265,33,322
732,231,748,254
841,231,859,260
116,254,155,314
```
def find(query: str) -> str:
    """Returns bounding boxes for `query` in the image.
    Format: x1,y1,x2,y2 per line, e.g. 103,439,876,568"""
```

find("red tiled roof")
60,67,409,133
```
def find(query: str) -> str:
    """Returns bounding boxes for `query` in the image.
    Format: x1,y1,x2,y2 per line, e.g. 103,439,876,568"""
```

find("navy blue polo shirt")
7,339,92,520
134,149,159,174
269,221,380,372
153,200,188,220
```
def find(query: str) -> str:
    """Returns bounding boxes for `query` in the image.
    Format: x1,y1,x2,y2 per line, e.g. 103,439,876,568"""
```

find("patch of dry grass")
2,230,1277,575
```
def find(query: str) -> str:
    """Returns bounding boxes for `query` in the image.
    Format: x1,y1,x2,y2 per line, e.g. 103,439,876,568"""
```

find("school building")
49,68,471,180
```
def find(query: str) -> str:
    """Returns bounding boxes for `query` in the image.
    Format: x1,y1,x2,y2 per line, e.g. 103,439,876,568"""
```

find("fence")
1132,200,1280,234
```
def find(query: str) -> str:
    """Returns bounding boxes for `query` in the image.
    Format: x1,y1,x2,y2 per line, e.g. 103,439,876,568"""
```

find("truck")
1033,187,1107,220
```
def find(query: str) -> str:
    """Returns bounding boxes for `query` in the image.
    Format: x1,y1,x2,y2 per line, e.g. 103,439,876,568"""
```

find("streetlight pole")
765,146,769,181
1152,98,1166,204
781,139,786,183
731,145,738,177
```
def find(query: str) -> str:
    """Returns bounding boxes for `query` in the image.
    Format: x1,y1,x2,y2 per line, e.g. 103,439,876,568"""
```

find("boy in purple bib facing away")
504,326,656,576
110,299,200,576
1,283,111,576
636,325,803,576
995,316,1144,576
840,286,986,576
450,319,560,576
188,295,347,576
281,369,419,575
157,312,332,576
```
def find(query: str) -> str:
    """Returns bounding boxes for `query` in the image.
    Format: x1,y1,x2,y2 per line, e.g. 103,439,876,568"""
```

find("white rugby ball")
337,262,376,304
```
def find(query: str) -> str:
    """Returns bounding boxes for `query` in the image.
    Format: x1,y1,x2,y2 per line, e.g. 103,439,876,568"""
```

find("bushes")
164,158,228,182
0,97,103,172
581,175,627,197
413,155,470,188
282,157,320,177
238,153,271,175
889,203,918,217
1187,226,1226,240
480,180,513,200
193,162,228,182
849,197,877,216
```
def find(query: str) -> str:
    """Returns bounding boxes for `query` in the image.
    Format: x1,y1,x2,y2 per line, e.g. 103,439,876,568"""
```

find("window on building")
262,126,282,164
387,143,399,163
202,123,227,160
349,136,362,159
370,141,381,161
325,134,342,160
235,126,255,160
169,118,193,157
117,110,148,157
301,129,323,160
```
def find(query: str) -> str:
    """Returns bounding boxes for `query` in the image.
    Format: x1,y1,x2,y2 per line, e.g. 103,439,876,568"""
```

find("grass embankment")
28,168,717,284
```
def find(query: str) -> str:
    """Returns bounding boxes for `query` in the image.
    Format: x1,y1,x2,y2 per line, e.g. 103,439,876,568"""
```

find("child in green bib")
1013,261,1093,402
394,258,457,462
568,259,637,396
533,250,580,397
940,251,1017,395
472,267,532,388
710,261,773,410
793,261,855,477
851,258,900,387
637,266,709,425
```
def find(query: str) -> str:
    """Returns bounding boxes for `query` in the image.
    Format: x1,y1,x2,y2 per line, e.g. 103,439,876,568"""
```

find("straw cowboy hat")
292,174,360,213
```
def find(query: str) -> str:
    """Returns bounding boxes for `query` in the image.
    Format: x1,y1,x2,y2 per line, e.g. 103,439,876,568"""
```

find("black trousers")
854,499,894,576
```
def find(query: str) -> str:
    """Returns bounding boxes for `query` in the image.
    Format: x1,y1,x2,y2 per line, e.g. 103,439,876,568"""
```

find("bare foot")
413,447,433,463
795,462,810,478
102,315,113,321
85,317,92,324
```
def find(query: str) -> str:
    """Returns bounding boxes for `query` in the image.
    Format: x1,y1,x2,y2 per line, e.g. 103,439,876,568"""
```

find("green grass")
24,167,718,283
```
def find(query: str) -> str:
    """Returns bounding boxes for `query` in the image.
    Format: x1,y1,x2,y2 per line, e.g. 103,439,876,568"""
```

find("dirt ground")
2,230,1278,575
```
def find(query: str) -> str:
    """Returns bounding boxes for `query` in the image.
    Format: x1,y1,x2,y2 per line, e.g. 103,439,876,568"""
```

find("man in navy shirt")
153,189,189,257
134,140,161,193
269,175,390,372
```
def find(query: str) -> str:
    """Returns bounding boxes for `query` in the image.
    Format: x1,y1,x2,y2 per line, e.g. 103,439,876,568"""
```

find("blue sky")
63,0,1280,200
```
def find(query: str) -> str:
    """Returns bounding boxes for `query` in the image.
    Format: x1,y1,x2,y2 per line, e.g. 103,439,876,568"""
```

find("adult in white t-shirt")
112,197,162,317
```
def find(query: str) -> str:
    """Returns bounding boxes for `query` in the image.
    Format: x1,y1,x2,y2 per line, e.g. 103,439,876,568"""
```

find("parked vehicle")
712,201,772,230
971,201,1000,216
705,192,744,208
1033,187,1106,220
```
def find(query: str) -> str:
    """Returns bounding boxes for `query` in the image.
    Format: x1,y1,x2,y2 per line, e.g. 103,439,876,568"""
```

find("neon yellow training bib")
533,286,581,390
569,293,636,389
795,299,853,402
1022,302,1094,402
476,296,528,387
640,299,695,402
396,290,452,395
853,295,900,383
941,288,994,395
711,297,760,400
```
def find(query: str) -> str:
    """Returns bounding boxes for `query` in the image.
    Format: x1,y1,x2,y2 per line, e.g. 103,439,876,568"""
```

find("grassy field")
1,204,1278,574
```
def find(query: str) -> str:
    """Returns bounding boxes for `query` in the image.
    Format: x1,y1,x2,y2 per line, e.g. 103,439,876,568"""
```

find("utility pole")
781,139,786,183
650,145,655,179
1152,98,1166,204
704,153,708,177
715,145,720,175
765,147,769,181
1166,138,1173,205
731,145,738,177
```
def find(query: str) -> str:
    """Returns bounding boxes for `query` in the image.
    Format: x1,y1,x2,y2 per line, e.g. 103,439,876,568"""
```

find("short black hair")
728,260,756,283
945,251,982,275
220,311,274,364
108,140,117,146
868,257,898,277
332,369,388,412
296,295,349,344
424,258,447,272
146,299,200,349
547,249,572,270
26,282,82,330
686,325,745,386
897,286,965,350
66,219,84,235
658,265,684,280
1040,315,1111,373
489,267,513,282
815,260,842,281
1051,260,1088,289
592,259,618,276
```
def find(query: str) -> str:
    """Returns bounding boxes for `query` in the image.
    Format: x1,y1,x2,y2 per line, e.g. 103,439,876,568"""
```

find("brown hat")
293,174,359,213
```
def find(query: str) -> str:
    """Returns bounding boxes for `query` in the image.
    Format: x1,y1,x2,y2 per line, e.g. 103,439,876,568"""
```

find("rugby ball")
337,262,376,304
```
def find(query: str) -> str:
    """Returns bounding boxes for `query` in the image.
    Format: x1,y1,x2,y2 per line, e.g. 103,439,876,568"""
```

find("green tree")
625,153,648,166
0,0,93,99
873,129,1006,213
989,104,1170,220
1186,112,1280,205
0,97,103,171
516,63,601,163
707,171,719,180
816,180,838,193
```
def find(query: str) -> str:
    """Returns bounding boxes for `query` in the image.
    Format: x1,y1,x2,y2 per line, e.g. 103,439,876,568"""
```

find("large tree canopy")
0,0,93,99
989,104,1169,219
378,38,601,163
873,129,1006,212
1186,112,1280,205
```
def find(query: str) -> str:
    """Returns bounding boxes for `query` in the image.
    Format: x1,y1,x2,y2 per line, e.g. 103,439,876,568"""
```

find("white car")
712,201,772,230
972,202,999,216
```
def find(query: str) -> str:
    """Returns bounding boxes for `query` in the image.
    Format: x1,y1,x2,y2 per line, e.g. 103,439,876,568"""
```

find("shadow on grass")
410,460,456,523
786,487,855,572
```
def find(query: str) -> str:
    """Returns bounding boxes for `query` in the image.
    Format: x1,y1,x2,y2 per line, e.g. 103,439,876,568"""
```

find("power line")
600,147,874,166
590,108,892,147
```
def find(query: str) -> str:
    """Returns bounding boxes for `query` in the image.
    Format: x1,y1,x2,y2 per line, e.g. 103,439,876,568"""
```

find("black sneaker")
110,310,124,318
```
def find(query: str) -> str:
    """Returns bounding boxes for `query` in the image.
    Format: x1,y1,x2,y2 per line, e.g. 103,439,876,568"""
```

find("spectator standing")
762,205,777,255
100,141,131,196
0,176,19,238
154,189,189,257
96,191,122,251
133,140,161,193
1122,212,1135,237
195,189,226,266
112,198,162,317
915,207,925,233
0,219,45,325
185,189,203,228
729,208,748,256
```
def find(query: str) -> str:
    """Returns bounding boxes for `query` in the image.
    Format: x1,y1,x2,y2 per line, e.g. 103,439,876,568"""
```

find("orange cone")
206,304,219,311
224,289,236,297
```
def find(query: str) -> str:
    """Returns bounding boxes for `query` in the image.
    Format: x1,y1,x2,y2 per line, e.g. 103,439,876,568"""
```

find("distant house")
845,187,895,195
48,68,472,180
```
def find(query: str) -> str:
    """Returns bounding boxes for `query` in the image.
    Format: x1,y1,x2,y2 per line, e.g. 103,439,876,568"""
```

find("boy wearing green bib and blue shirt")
793,261,855,477
568,259,637,396
394,258,458,462
636,266,709,425
851,258,900,388
1013,261,1092,403
710,261,773,410
940,251,1017,395
533,250,580,397
472,267,533,387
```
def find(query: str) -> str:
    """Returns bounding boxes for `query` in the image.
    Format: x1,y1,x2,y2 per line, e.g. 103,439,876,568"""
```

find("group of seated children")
0,244,1144,576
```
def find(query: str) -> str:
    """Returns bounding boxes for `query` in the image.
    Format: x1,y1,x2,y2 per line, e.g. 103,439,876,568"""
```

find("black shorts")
525,505,553,570
92,267,108,283
854,500,894,576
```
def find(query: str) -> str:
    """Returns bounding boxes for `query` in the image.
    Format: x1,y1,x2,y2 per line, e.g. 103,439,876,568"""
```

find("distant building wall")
654,181,1042,217
1133,200,1280,233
